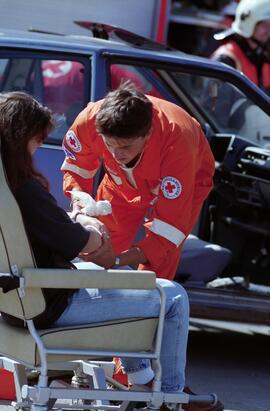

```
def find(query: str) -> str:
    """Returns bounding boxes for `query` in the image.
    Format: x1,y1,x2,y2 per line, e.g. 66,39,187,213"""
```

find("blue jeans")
54,278,189,392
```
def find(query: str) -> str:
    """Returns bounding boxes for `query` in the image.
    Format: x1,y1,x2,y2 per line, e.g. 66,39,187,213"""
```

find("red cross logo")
161,176,182,199
69,137,77,148
165,182,176,194
66,131,82,152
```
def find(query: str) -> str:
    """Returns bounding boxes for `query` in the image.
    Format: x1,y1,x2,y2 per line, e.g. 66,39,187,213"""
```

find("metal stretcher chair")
0,151,216,411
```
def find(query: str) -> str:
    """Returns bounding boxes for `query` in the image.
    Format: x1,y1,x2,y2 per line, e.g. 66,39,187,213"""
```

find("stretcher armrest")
22,268,156,289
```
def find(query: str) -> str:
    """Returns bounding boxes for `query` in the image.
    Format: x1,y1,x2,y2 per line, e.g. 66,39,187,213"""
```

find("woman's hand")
79,236,116,269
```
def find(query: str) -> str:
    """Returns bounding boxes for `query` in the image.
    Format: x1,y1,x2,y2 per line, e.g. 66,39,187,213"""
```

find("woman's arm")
80,226,103,254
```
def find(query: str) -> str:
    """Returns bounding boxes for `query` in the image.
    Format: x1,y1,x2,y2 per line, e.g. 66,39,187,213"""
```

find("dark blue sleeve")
15,179,89,261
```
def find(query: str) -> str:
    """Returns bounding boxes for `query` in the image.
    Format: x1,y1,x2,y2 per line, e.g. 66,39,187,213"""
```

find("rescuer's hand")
79,236,115,269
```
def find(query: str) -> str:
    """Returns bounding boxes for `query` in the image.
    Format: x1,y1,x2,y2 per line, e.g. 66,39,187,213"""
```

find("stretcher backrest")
0,151,46,319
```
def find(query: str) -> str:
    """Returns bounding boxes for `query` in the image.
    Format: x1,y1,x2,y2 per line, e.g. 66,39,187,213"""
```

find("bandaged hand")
76,215,110,240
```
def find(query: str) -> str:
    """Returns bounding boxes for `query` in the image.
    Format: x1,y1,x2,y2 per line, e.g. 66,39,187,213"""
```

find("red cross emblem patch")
66,130,82,153
161,176,182,199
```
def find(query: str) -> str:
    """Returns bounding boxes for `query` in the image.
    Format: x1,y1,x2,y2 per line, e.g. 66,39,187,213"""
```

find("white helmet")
232,0,270,38
215,0,270,40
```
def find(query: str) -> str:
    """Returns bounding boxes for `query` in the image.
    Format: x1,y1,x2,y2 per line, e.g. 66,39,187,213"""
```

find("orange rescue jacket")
62,97,215,279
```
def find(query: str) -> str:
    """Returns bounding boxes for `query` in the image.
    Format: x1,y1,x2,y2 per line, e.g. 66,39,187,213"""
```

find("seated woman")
0,92,195,407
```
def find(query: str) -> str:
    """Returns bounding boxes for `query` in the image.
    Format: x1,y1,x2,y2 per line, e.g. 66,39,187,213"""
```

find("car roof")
0,26,225,70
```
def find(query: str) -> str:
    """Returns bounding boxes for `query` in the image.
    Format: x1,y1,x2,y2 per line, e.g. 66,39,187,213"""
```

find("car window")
109,63,270,148
110,64,161,97
109,63,178,102
0,59,9,87
171,72,270,148
0,57,88,143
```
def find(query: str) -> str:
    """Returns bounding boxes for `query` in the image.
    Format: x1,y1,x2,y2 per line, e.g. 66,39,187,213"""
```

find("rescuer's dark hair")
95,81,153,139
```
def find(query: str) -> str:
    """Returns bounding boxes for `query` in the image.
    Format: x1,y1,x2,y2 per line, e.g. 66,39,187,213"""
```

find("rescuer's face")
102,134,149,165
253,20,270,43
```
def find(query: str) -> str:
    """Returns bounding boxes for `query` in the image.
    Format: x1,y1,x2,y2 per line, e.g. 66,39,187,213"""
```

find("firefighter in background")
61,82,215,280
212,0,270,93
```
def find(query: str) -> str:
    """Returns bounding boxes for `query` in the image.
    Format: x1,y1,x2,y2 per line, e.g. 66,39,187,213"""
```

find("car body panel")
34,145,69,209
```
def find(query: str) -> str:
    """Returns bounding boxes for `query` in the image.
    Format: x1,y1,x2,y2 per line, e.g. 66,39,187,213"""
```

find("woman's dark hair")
95,81,153,139
0,92,54,191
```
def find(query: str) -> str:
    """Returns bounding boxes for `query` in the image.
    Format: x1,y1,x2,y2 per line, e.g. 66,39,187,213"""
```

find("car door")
167,69,270,288
105,55,270,305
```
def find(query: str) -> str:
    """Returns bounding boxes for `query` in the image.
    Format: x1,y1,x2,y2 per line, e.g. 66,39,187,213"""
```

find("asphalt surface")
186,321,270,411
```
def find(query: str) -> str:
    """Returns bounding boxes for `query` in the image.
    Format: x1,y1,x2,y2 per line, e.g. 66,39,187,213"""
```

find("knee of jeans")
175,283,189,310
166,292,189,319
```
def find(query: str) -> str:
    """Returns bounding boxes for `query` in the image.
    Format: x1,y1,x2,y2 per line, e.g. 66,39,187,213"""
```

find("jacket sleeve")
137,120,214,272
61,105,100,196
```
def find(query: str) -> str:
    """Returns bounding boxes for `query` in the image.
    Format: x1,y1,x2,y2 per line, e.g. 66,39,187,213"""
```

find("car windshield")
170,72,270,148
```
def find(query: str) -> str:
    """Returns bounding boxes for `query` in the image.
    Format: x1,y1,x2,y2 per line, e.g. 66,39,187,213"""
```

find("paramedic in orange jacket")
61,82,215,280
